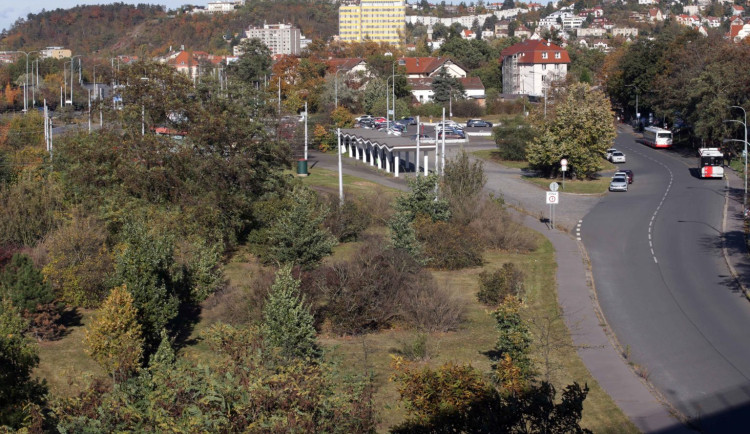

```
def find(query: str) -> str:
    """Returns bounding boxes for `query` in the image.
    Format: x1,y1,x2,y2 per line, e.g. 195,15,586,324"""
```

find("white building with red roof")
161,51,226,79
500,39,570,97
733,5,745,16
397,57,467,79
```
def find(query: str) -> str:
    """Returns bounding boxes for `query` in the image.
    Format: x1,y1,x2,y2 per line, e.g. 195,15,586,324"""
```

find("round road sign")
549,182,559,192
560,158,568,167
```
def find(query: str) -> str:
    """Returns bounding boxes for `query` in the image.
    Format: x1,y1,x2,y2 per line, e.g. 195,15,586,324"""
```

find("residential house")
592,39,611,51
206,0,244,14
638,0,657,4
728,21,750,41
515,25,533,39
648,8,663,22
398,57,467,79
462,29,476,39
41,47,72,59
683,5,700,16
733,5,745,16
704,16,721,28
407,76,485,104
162,51,226,79
612,27,639,37
577,27,606,37
501,39,570,97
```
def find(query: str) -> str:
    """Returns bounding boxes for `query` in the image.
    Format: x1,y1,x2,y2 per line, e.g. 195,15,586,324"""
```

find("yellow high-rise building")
339,0,405,44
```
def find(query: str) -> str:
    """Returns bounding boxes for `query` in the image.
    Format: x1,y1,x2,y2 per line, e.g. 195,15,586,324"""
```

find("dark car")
467,119,493,128
358,118,375,128
620,169,634,183
438,127,466,139
398,116,417,125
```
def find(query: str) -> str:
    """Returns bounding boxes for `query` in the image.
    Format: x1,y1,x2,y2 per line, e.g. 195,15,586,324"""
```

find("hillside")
0,1,339,56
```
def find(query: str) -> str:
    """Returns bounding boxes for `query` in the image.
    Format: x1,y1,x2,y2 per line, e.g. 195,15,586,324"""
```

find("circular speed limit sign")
546,191,559,204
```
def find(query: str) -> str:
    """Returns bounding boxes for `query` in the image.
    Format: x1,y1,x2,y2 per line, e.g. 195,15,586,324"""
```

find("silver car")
610,151,626,163
609,175,628,192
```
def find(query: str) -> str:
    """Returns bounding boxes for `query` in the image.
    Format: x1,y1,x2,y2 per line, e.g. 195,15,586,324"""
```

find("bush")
306,236,461,335
24,303,66,341
451,99,484,118
0,175,62,247
477,263,524,306
494,115,538,161
41,213,114,308
323,195,371,242
468,199,538,252
442,149,487,224
411,102,445,118
414,216,484,270
394,332,430,361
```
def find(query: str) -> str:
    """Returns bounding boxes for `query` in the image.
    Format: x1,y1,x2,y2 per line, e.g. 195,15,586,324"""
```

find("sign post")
560,159,568,190
546,187,559,229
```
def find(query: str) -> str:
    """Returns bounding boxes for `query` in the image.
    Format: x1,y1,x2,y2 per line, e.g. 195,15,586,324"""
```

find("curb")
721,173,750,300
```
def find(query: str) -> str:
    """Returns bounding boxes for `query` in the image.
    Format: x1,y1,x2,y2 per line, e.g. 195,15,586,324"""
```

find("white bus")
698,148,724,179
642,126,673,148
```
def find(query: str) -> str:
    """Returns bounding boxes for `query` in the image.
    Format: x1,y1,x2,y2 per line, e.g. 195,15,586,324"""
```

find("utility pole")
337,128,344,206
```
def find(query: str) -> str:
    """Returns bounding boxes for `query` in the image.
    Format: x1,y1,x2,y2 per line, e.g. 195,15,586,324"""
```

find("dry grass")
472,149,529,170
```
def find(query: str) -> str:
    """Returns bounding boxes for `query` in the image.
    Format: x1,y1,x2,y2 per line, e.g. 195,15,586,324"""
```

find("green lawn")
472,149,611,194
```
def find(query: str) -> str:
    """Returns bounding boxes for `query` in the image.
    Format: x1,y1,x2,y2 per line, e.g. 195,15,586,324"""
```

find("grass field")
473,149,612,194
33,168,636,433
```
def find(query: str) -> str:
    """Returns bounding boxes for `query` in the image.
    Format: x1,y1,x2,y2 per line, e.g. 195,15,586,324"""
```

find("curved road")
583,131,750,431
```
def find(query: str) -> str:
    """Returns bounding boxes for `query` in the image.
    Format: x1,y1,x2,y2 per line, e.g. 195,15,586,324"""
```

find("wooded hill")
0,1,339,57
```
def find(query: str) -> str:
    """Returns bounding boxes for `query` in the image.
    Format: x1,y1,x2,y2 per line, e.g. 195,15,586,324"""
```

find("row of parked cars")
354,115,493,138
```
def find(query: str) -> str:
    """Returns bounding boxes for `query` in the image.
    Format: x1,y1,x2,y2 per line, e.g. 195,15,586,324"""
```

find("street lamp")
726,105,748,210
625,84,640,125
387,75,395,126
70,55,83,107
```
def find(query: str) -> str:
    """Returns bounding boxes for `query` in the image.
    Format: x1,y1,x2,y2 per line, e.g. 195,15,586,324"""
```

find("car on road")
619,169,634,183
610,151,626,163
605,148,617,160
466,119,493,128
609,175,628,192
437,127,466,139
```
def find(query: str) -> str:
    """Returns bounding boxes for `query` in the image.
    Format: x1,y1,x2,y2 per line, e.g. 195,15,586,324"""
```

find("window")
542,52,548,59
555,52,561,59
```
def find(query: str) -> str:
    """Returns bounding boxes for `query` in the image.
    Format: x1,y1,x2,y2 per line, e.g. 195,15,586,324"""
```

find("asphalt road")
583,131,750,432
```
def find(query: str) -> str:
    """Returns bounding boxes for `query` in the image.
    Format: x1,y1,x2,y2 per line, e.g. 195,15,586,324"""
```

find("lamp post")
391,61,396,122
70,55,83,107
10,51,31,112
625,84,640,125
387,75,395,126
726,105,748,210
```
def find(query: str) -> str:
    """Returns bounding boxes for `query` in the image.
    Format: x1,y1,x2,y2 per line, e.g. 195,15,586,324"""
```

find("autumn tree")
84,285,144,383
262,266,319,360
526,82,615,178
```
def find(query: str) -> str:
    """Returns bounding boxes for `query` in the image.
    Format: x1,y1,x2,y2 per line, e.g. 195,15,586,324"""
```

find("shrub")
494,115,538,161
442,149,487,224
414,215,484,270
411,102,444,118
451,99,484,118
0,253,55,314
468,199,538,252
308,237,457,335
323,195,371,242
0,175,63,247
24,303,66,341
477,263,524,306
41,213,114,308
394,332,430,361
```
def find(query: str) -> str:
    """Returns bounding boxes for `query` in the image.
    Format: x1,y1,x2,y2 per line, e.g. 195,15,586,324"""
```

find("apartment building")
339,0,406,44
41,47,72,59
501,39,570,97
241,23,301,56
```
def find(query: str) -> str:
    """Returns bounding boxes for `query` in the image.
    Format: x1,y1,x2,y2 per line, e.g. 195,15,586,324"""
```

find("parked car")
610,151,626,163
466,119,493,128
436,120,462,130
605,148,617,160
355,114,373,122
609,175,628,192
620,169,634,183
397,116,417,125
438,127,466,139
408,133,431,140
358,118,375,129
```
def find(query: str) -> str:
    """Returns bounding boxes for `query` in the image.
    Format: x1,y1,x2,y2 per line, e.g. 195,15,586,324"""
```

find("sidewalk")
722,169,750,297
308,147,689,433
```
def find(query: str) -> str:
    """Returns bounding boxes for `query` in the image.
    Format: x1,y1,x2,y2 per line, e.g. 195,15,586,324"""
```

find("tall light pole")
387,75,395,126
71,55,82,107
626,84,640,125
727,105,748,210
10,51,30,112
391,60,396,122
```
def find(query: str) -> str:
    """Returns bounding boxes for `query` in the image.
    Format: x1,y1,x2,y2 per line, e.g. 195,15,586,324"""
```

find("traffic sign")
561,166,568,172
560,158,568,167
549,182,559,192
546,191,559,204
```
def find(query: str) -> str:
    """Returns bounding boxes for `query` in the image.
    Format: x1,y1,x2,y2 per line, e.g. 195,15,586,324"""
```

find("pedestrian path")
308,146,691,433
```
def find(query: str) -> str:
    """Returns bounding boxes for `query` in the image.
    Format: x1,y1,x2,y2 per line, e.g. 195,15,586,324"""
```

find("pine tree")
0,253,54,314
262,266,319,360
84,285,144,383
266,186,338,270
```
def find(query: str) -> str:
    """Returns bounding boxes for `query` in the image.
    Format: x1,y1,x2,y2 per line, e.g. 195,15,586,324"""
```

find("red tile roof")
398,57,452,75
500,39,571,64
326,58,366,72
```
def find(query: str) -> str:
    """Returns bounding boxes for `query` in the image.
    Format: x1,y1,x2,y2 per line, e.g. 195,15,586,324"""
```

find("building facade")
242,23,301,56
501,39,570,97
339,0,406,44
41,47,72,59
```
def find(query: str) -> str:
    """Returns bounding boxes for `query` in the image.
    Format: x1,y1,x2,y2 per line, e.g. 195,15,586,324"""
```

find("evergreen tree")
266,186,338,270
114,221,180,350
394,173,451,222
229,38,272,84
493,295,532,381
262,266,319,360
431,67,464,104
84,285,144,383
0,299,46,429
0,253,54,313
